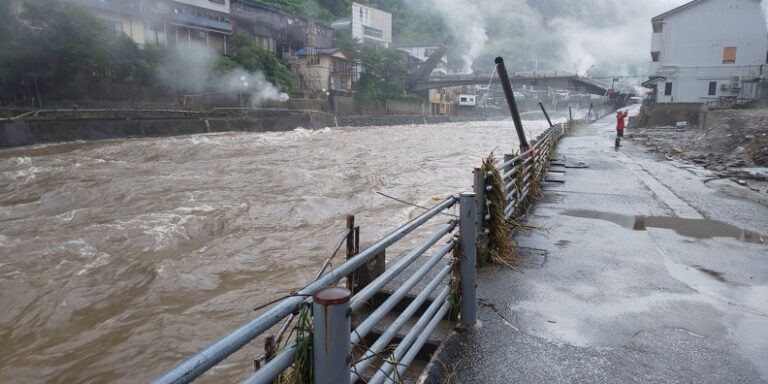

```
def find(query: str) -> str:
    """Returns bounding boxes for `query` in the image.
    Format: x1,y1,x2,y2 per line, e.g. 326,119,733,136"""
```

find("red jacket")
616,110,628,130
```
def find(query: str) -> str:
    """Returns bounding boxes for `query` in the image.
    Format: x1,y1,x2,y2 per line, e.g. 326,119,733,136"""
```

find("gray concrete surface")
426,113,768,384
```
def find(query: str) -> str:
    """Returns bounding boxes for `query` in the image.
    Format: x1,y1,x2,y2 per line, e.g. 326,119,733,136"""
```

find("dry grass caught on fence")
480,154,520,267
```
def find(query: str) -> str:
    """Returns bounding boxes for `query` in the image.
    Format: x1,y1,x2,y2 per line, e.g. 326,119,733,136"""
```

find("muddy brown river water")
0,118,555,383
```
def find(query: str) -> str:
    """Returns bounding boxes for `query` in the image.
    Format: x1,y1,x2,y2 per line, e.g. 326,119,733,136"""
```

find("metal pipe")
350,221,456,311
350,264,452,381
241,345,296,384
473,168,487,266
494,57,529,153
350,241,455,344
504,202,515,219
313,287,351,384
458,193,478,326
539,102,554,128
366,289,450,384
153,197,456,384
498,153,520,171
379,301,451,384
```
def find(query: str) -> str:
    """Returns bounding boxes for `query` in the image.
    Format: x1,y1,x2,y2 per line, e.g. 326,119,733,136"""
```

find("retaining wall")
0,111,335,148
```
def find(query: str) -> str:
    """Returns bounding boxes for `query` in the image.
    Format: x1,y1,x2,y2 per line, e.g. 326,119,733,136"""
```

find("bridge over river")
412,71,611,95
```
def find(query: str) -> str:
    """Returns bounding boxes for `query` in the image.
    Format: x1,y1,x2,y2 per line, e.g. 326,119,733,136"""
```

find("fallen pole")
539,102,554,128
494,57,530,153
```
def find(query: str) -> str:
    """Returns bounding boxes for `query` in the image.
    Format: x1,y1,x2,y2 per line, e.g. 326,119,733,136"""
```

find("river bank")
0,110,509,148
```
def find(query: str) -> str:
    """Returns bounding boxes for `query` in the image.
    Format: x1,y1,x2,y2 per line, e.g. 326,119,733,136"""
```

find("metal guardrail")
153,117,574,384
153,193,479,384
476,120,572,223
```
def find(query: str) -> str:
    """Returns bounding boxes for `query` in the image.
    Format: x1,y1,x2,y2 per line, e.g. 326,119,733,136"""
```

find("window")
363,25,384,39
460,97,467,102
708,81,717,96
652,21,663,33
102,19,123,37
723,46,736,64
651,51,660,62
664,82,673,96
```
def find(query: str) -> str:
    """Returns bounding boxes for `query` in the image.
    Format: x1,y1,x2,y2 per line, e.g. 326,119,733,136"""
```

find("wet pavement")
428,108,768,384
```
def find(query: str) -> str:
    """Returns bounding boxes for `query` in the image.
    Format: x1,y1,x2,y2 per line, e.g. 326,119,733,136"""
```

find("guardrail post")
313,287,351,384
345,215,356,291
473,168,488,267
459,192,478,327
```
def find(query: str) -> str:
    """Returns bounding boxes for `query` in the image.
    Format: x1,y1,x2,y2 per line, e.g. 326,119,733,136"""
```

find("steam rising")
412,0,693,76
161,44,288,106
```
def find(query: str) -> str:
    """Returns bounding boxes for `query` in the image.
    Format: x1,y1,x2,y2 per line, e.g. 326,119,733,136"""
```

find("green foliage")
258,0,335,22
0,0,166,101
356,45,407,100
229,36,295,93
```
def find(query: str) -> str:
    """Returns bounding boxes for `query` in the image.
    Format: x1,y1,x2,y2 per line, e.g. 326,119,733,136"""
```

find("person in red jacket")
616,109,629,137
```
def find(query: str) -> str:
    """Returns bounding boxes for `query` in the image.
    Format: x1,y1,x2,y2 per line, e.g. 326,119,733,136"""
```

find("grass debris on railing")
448,245,462,321
278,305,313,384
481,154,519,267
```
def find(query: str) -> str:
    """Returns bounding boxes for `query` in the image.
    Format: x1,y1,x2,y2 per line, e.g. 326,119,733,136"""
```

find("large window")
723,47,737,64
363,25,384,39
708,81,717,96
664,82,673,96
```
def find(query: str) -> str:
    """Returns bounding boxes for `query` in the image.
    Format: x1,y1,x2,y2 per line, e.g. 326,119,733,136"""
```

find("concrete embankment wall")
336,114,488,127
0,111,498,148
0,111,335,148
637,103,703,127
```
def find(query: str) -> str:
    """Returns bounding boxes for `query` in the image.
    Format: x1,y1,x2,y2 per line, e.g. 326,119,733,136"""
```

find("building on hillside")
290,48,357,94
230,0,287,54
285,18,334,56
62,0,146,46
642,0,768,105
143,0,232,54
331,2,391,47
393,44,448,75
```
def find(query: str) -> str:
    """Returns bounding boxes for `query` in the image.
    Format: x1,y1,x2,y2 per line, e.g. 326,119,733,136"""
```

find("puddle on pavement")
561,209,765,244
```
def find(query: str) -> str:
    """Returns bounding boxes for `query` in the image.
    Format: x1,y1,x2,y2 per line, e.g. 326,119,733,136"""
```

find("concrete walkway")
427,112,768,383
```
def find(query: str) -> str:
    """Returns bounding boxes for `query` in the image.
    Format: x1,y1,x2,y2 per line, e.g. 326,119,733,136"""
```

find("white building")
643,0,768,104
332,2,391,47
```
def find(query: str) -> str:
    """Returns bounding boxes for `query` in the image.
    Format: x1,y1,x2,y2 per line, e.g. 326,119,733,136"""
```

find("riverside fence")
152,117,575,384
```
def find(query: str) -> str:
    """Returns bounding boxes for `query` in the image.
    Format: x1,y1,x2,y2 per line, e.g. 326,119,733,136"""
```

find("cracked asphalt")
426,108,768,384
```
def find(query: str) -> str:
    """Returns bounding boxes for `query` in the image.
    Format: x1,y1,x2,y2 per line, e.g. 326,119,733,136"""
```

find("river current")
0,117,558,383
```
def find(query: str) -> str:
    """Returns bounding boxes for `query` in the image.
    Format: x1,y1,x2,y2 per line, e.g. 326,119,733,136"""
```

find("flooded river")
0,117,556,383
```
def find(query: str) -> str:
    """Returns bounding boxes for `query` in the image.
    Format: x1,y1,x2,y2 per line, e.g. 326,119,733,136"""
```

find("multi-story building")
331,2,391,47
642,0,768,104
292,47,356,94
230,0,287,54
144,0,232,54
63,0,147,46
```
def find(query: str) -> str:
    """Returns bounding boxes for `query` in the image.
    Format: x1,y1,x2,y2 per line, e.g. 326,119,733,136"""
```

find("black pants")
617,129,624,137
